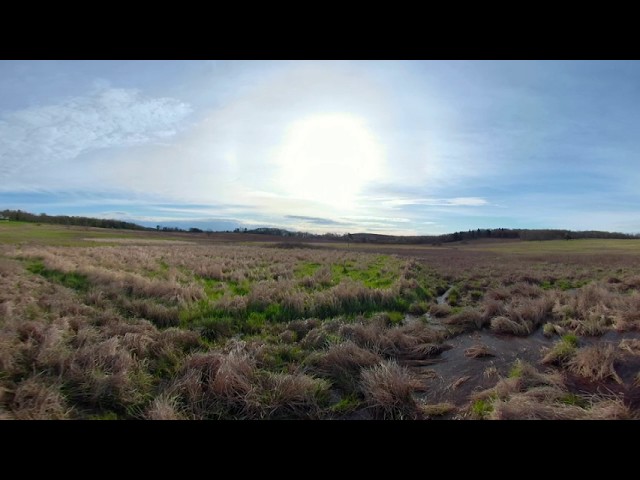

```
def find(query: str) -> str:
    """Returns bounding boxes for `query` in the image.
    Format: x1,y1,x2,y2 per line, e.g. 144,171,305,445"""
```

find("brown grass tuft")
587,398,631,419
464,344,494,358
490,392,630,420
568,343,622,383
360,360,423,419
619,338,640,355
209,344,256,405
490,316,531,336
254,372,329,419
312,341,383,391
429,303,451,318
444,308,486,330
489,395,585,420
11,377,71,420
145,394,185,420
420,402,456,417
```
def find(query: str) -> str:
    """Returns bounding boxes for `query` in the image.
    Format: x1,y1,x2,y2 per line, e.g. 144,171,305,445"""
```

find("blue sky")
1,60,639,234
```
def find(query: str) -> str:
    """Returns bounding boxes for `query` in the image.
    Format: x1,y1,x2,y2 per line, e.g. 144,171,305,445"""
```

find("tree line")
0,209,146,231
343,228,639,244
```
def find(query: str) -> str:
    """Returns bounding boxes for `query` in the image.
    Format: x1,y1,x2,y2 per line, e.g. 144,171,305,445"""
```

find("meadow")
1,221,639,419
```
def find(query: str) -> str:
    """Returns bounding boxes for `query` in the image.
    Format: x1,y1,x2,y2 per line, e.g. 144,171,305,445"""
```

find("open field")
1,222,639,419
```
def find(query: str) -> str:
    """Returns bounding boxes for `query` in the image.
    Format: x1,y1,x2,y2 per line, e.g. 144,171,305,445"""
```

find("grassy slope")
469,238,640,254
0,221,189,246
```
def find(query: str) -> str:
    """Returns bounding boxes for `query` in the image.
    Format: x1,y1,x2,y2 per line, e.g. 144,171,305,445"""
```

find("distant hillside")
2,209,638,244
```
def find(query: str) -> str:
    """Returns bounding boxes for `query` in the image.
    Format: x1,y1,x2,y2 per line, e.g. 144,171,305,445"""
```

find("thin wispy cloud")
285,215,347,226
380,197,490,208
0,85,191,189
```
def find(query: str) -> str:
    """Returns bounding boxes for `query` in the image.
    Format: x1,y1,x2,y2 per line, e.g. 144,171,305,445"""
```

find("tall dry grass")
360,360,423,419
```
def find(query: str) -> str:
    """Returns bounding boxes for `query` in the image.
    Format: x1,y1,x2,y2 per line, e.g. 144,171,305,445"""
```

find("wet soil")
407,322,640,410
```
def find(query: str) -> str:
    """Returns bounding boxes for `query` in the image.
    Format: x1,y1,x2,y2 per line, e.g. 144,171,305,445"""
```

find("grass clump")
421,402,456,417
360,360,423,419
541,334,579,365
568,343,622,383
471,398,493,419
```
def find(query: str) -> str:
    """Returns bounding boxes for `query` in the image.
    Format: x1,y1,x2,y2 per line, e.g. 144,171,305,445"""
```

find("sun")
273,113,385,209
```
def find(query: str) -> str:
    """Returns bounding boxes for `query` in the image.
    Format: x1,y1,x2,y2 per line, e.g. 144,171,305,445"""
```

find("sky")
1,60,639,235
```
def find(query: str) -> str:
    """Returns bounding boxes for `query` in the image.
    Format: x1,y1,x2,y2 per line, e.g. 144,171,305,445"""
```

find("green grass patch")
26,260,90,292
508,361,525,379
260,344,306,371
447,287,460,306
541,279,588,291
228,280,251,296
199,278,226,300
387,311,405,325
0,221,188,247
295,262,321,278
471,398,493,418
561,333,579,347
542,334,579,365
559,393,587,408
330,393,361,414
328,256,398,289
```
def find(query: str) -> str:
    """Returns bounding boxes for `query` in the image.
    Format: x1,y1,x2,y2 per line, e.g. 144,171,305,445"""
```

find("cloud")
285,215,346,225
342,215,411,224
381,197,489,208
0,86,191,187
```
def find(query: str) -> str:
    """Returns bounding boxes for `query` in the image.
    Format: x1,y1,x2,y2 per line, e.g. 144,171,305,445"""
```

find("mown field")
1,221,639,419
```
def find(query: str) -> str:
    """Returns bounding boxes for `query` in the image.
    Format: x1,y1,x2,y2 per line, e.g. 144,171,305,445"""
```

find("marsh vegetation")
1,223,639,419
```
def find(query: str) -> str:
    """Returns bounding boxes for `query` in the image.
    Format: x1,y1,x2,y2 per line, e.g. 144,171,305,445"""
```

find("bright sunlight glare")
273,113,386,209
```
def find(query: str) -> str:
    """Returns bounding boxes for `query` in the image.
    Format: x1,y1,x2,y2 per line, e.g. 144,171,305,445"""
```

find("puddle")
413,325,640,408
416,328,555,406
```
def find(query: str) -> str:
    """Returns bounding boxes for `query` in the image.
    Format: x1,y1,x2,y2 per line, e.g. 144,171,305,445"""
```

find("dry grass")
490,316,532,336
429,303,451,318
490,395,584,420
464,344,494,358
10,377,71,420
567,343,622,383
360,360,424,419
473,360,565,402
444,308,486,330
448,375,471,390
472,359,631,420
145,394,186,420
619,338,640,355
254,372,329,419
338,316,446,360
489,394,630,420
420,402,456,417
311,341,383,392
209,343,255,404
